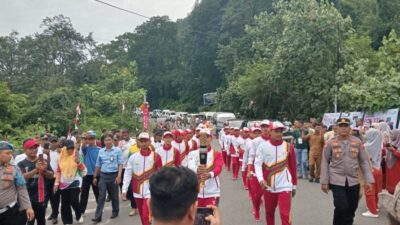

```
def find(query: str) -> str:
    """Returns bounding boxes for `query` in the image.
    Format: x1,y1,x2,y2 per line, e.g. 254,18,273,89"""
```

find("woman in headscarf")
361,128,382,218
379,122,393,190
386,129,400,194
54,140,86,225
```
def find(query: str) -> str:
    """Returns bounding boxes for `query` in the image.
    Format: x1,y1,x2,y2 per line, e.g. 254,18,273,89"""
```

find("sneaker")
315,178,320,183
309,178,314,182
52,218,58,225
92,217,102,223
129,209,137,216
362,211,379,218
77,216,84,224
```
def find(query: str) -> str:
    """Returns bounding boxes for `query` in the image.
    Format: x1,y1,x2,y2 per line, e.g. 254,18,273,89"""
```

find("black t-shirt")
18,158,53,203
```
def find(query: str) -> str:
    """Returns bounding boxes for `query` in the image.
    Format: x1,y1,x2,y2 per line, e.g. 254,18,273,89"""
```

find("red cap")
186,129,193,134
182,130,189,135
23,139,39,149
172,130,181,137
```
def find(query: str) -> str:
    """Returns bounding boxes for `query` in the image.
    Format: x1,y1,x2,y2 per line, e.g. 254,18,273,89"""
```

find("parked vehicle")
226,119,246,129
214,112,236,135
151,109,162,118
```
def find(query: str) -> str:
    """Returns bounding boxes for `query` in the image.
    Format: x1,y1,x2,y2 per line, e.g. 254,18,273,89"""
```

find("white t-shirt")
49,150,60,173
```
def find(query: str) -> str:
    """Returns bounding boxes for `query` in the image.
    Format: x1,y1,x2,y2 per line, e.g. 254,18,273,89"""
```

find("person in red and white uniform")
254,121,297,225
122,132,162,225
185,129,194,151
240,127,250,189
224,128,234,172
230,127,244,180
190,127,201,152
188,129,223,207
155,131,181,167
219,126,229,166
246,126,263,221
172,130,189,167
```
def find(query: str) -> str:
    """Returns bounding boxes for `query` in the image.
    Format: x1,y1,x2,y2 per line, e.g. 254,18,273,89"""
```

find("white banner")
322,113,341,128
340,112,364,128
364,108,399,128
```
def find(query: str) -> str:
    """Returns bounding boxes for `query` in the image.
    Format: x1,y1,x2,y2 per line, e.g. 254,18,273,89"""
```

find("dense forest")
1,0,400,141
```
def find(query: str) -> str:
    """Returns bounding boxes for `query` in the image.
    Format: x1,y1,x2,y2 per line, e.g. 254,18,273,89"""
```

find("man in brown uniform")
0,141,34,225
303,123,324,183
321,118,374,225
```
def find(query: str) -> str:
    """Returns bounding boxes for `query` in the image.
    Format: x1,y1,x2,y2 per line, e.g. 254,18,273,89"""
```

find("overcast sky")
0,0,197,43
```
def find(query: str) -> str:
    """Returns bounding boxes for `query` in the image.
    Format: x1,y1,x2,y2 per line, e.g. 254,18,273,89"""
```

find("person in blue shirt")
78,131,100,216
92,133,123,223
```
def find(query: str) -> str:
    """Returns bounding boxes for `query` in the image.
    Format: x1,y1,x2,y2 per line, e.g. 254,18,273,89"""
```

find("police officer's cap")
336,118,350,125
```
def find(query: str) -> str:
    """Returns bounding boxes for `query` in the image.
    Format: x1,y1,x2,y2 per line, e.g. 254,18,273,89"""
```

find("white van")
215,112,236,134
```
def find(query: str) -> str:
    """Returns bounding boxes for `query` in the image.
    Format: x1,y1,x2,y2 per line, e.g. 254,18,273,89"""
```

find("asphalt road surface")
47,139,386,225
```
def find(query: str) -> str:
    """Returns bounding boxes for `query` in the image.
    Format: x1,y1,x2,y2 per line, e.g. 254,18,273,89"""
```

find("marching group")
219,118,400,225
1,117,400,225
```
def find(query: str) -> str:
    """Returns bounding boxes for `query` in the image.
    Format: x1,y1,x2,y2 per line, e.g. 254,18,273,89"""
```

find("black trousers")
47,178,61,218
120,169,136,209
28,202,46,225
80,174,99,214
330,182,360,225
61,188,82,224
0,204,27,225
95,173,119,219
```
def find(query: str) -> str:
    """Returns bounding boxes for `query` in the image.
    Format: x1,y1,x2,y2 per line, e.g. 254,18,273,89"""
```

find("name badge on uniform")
298,138,303,144
110,155,114,162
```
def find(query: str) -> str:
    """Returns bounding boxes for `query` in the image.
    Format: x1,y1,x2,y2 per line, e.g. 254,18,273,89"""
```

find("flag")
122,101,126,112
76,103,81,120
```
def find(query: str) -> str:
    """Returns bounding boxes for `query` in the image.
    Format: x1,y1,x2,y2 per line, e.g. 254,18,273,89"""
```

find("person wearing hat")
91,134,123,223
122,132,162,225
230,127,244,180
254,121,297,225
0,141,34,225
53,140,86,224
172,130,189,167
224,127,234,172
156,132,181,167
246,127,263,221
320,118,374,225
79,131,100,216
18,139,54,225
151,130,163,150
191,127,201,152
219,126,229,166
188,129,223,207
240,128,251,189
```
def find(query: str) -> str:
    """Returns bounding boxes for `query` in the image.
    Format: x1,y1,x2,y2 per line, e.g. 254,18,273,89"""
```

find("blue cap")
87,130,96,138
0,141,14,151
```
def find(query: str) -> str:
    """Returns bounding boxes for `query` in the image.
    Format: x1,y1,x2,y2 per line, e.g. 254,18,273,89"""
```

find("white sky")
0,0,197,43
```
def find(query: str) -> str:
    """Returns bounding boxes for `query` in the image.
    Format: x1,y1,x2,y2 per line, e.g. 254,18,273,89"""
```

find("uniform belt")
0,201,17,214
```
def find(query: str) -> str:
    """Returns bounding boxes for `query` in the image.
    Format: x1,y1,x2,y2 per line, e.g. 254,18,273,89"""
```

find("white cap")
197,124,206,129
233,127,240,130
251,127,261,132
162,131,173,138
270,121,286,131
242,127,250,132
138,132,150,140
260,120,270,126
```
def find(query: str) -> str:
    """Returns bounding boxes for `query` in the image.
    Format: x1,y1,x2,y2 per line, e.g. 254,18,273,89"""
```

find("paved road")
47,139,386,225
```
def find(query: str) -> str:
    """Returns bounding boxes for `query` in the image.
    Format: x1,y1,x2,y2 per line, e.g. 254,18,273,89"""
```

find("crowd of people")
219,117,400,225
0,117,400,225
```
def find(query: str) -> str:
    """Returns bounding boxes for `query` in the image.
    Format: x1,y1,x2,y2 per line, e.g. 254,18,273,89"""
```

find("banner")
340,112,364,128
141,102,150,131
322,113,341,128
364,108,399,128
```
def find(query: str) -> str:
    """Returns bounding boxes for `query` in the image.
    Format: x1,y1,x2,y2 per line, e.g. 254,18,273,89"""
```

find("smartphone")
194,207,213,225
38,153,44,162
